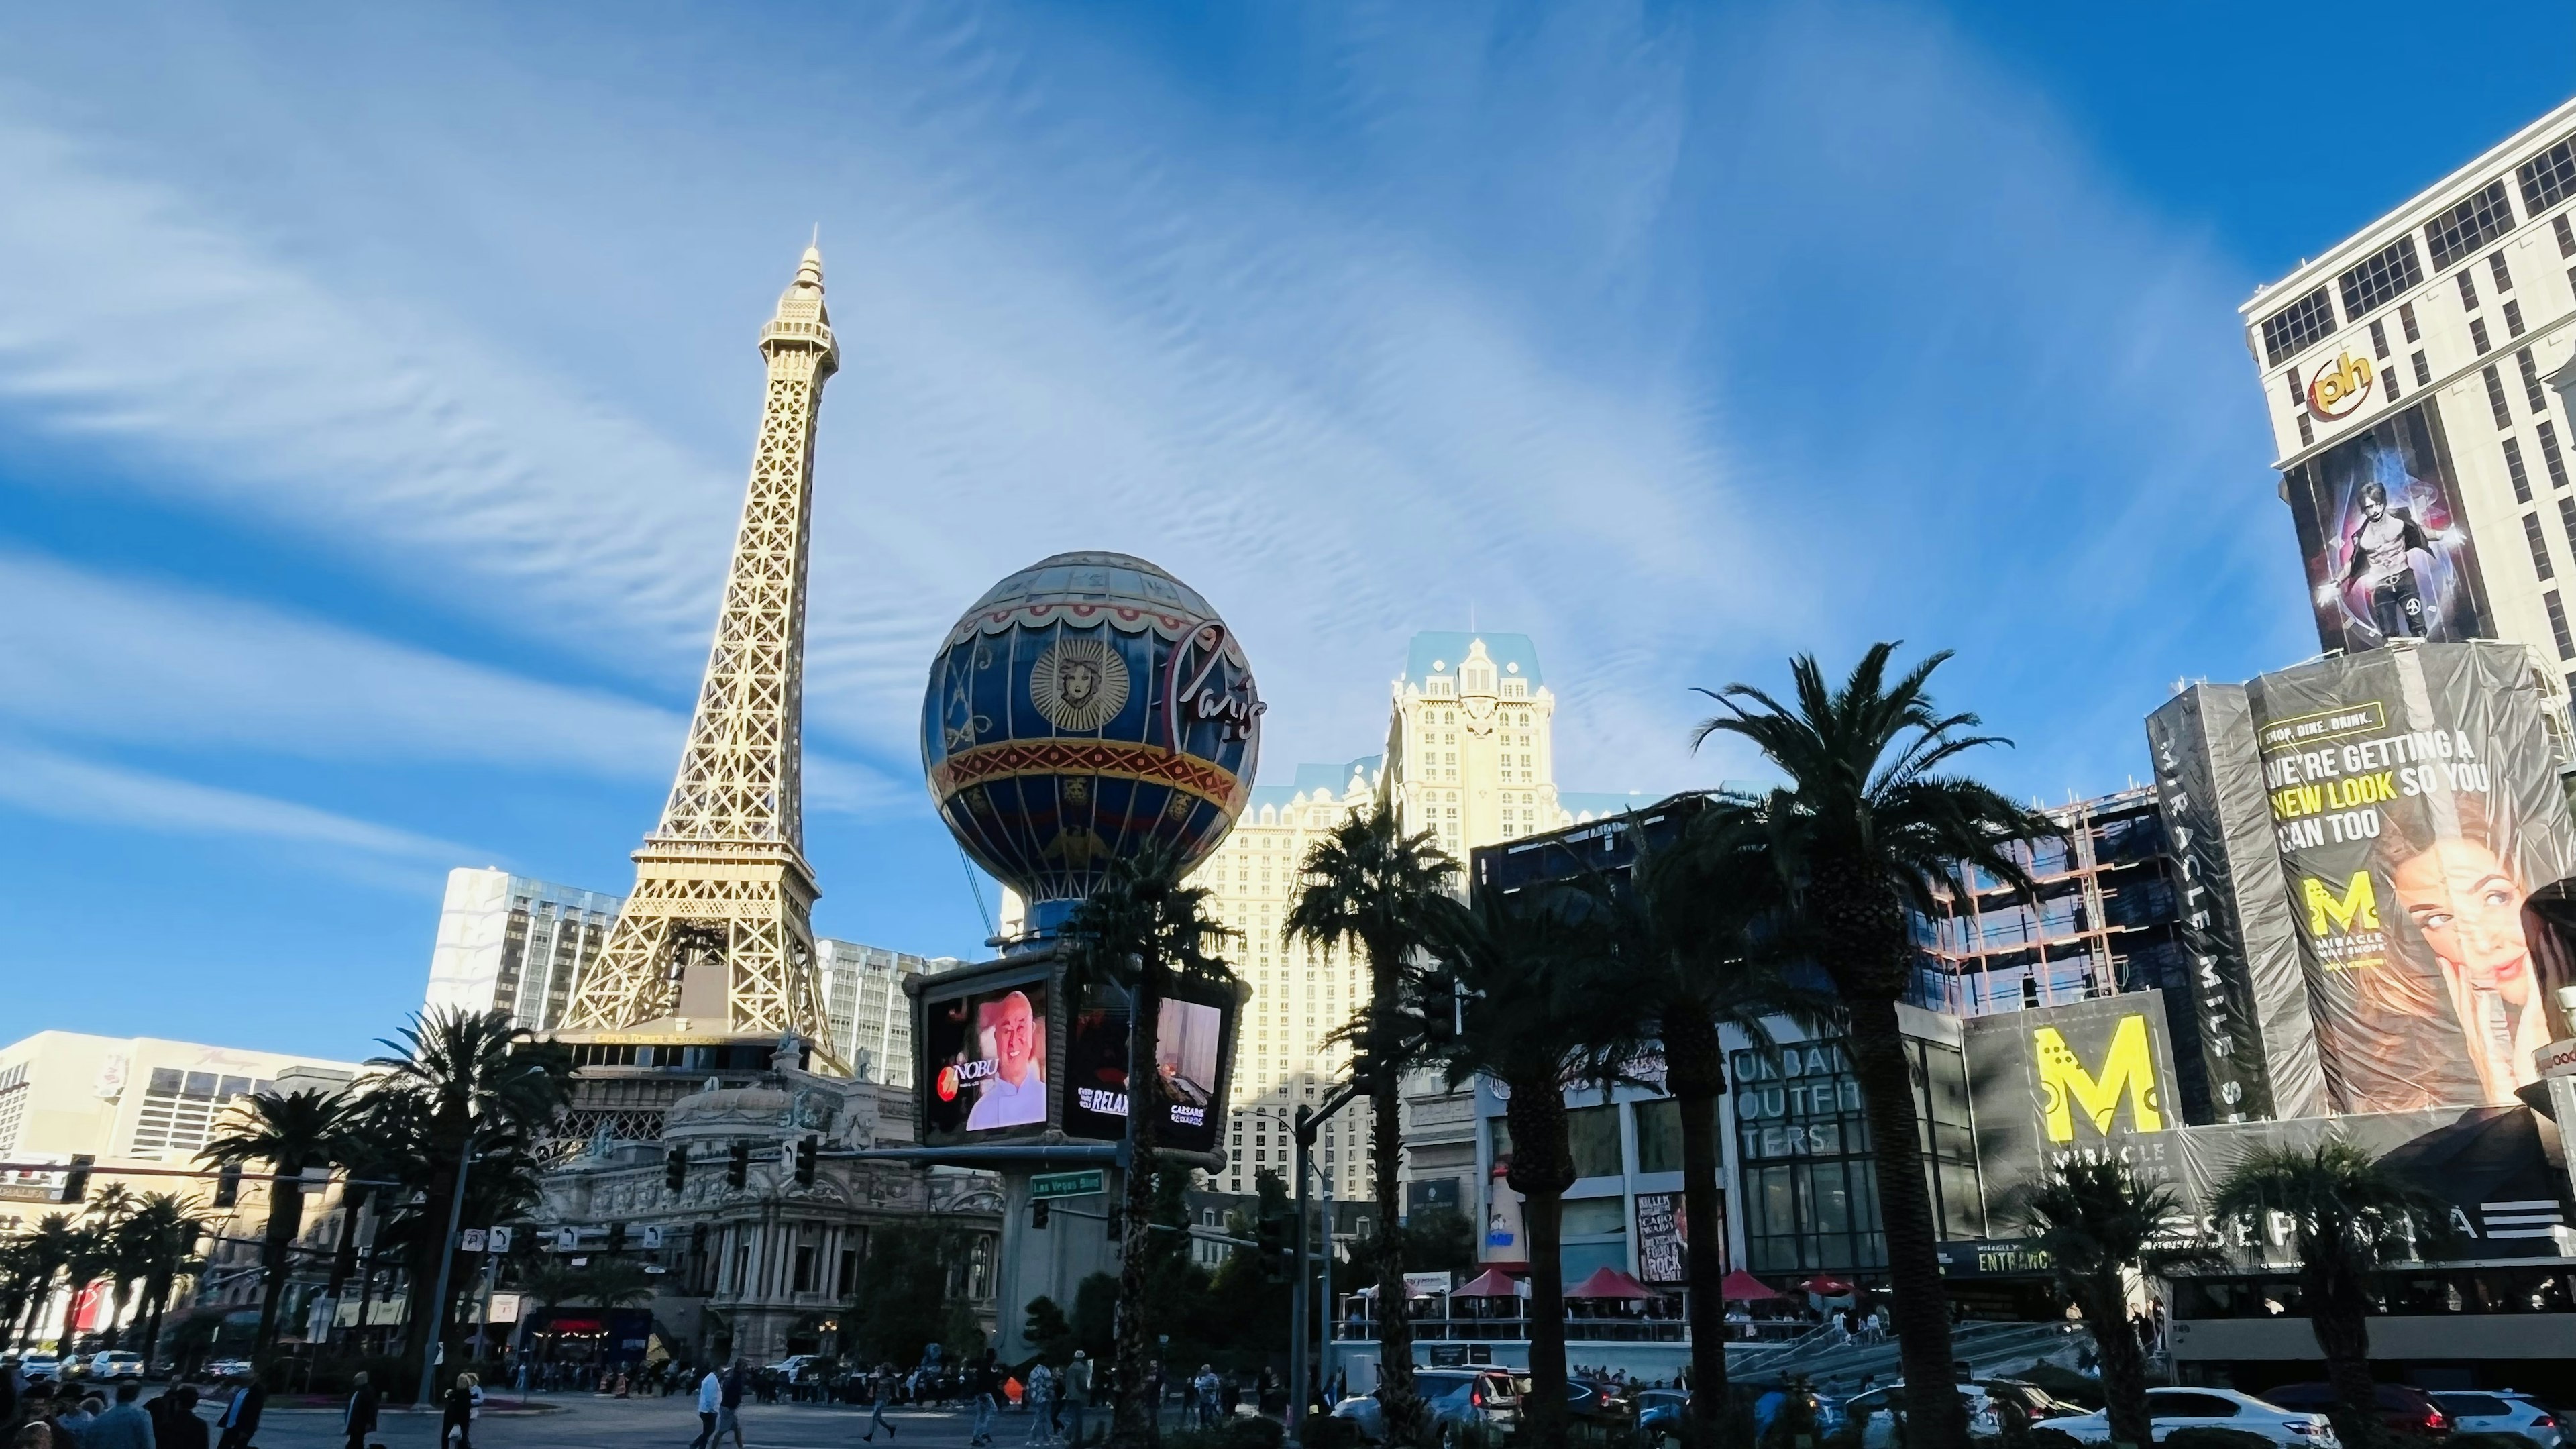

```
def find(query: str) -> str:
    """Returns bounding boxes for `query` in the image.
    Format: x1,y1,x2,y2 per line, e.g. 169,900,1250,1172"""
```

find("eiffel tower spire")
559,245,838,1051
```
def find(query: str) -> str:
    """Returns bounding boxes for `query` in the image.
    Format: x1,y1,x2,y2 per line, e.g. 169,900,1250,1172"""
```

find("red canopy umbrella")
1455,1268,1523,1298
1565,1266,1658,1300
1797,1275,1858,1295
1720,1269,1783,1302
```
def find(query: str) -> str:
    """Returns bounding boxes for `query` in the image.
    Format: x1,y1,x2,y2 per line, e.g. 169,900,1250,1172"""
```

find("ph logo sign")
2035,1016,2165,1142
2307,351,2375,420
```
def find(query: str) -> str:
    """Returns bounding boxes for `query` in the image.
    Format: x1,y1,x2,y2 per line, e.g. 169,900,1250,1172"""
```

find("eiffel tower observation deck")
549,242,847,1152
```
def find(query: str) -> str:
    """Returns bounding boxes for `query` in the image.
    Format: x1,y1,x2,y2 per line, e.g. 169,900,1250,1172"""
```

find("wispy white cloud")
0,0,2288,820
0,549,685,775
0,737,472,864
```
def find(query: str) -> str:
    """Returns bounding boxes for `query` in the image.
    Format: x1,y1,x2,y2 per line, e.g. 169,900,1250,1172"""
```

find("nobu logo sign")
2035,1016,2165,1142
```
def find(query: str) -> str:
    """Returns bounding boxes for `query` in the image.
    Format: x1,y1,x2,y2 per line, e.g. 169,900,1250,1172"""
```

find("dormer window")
1501,680,1527,699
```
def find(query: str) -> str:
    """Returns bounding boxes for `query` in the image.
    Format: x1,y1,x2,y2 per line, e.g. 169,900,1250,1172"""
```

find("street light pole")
1287,1083,1360,1443
415,1126,476,1408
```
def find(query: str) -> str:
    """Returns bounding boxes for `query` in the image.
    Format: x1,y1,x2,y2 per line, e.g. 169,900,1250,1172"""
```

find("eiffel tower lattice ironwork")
559,244,839,1056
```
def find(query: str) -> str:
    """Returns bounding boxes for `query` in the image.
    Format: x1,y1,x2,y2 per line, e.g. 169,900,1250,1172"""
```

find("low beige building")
0,1030,364,1348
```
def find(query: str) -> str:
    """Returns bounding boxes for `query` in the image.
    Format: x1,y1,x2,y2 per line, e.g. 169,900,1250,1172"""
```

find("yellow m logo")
2302,871,2378,935
2035,1017,2164,1143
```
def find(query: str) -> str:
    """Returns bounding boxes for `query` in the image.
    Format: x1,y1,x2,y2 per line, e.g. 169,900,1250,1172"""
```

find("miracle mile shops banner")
2250,642,2576,1112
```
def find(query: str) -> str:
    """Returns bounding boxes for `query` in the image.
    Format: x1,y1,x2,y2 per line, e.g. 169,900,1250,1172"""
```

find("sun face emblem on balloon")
1029,635,1130,732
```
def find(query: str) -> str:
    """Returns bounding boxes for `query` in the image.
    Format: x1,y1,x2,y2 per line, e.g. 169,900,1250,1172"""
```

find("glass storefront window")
1567,1104,1623,1179
1634,1097,1684,1174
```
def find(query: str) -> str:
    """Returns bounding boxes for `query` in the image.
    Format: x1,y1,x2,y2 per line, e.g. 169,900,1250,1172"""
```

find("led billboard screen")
1062,983,1230,1155
921,978,1051,1144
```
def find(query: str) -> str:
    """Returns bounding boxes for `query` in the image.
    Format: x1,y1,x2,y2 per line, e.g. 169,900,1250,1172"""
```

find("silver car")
2433,1392,2561,1448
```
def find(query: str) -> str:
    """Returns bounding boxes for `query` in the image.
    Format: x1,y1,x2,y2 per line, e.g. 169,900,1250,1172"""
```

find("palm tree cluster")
1061,644,2058,1449
1,1191,206,1371
0,1007,568,1396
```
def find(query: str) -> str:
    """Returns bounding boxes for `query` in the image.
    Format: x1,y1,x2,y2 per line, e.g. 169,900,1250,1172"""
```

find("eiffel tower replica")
549,243,845,1154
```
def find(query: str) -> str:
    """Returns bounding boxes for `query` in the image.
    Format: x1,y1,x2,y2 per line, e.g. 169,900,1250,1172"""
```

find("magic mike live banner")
2250,642,2576,1112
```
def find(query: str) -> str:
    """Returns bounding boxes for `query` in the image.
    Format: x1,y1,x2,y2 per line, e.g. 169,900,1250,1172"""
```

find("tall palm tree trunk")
253,1183,304,1364
1111,961,1167,1449
2304,1252,2380,1449
140,1271,174,1373
2077,1270,2150,1449
1666,1014,1734,1449
1843,994,1964,1449
1370,1066,1420,1441
1505,1084,1574,1445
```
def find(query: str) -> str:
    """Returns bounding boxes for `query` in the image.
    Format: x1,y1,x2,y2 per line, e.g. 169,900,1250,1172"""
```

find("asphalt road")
194,1390,1179,1449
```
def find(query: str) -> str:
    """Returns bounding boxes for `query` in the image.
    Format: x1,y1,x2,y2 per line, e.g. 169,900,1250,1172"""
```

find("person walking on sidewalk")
1062,1352,1091,1447
441,1374,476,1449
863,1361,898,1442
968,1350,1002,1446
718,1363,749,1449
690,1364,722,1449
343,1371,379,1449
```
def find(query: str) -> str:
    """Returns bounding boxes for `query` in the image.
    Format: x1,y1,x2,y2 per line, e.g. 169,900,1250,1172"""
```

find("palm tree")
1061,844,1236,1449
119,1193,205,1372
1285,804,1464,1444
1693,644,2055,1449
582,1257,658,1310
1577,808,1829,1448
2011,1159,2209,1449
1419,885,1625,1444
201,1087,346,1365
364,1008,570,1399
2209,1142,2455,1449
58,1220,118,1356
85,1187,144,1352
7,1213,76,1350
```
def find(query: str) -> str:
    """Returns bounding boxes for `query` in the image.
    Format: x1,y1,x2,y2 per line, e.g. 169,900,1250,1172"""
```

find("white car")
2433,1392,2561,1448
2047,1387,2337,1447
87,1352,144,1381
17,1355,61,1383
1839,1385,2002,1446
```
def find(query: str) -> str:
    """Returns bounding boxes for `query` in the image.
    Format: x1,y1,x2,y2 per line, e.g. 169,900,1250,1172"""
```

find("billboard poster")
1634,1191,1693,1285
2249,642,2576,1111
2284,401,2491,654
922,977,1051,1144
1061,983,1229,1155
1966,994,2185,1200
2145,684,2328,1122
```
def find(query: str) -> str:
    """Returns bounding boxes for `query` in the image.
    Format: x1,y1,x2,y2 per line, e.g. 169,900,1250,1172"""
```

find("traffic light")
213,1162,241,1208
665,1146,688,1193
57,1155,93,1205
794,1136,818,1188
726,1140,750,1189
1031,1199,1051,1230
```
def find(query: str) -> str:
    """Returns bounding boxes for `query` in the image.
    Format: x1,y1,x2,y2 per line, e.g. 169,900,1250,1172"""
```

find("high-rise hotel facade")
2243,96,2576,722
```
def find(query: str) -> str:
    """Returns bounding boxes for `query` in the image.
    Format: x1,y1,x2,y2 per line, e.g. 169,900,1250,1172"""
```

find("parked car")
2263,1383,2450,1440
2048,1387,2340,1446
1978,1379,2089,1424
1839,1383,2002,1447
86,1352,144,1381
1330,1371,1481,1443
1637,1387,1691,1443
1567,1377,1636,1424
1426,1369,1526,1445
2432,1392,2559,1448
18,1354,61,1383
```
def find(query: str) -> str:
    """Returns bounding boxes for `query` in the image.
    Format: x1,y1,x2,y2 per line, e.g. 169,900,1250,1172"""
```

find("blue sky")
3,2,2571,1062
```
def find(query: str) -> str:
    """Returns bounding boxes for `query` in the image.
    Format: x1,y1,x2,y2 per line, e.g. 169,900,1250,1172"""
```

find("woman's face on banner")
2392,838,2533,1000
